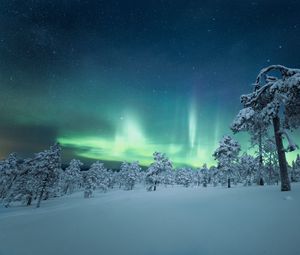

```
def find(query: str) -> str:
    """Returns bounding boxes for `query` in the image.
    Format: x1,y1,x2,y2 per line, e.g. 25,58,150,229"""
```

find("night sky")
1,0,300,167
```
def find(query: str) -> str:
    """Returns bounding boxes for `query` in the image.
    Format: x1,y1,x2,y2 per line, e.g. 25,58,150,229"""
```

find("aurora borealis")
0,1,300,167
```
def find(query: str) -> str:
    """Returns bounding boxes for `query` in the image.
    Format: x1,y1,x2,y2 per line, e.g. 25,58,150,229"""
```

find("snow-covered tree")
160,168,175,187
291,154,300,182
119,161,141,190
200,164,209,187
209,166,219,187
238,154,259,186
146,152,173,191
62,159,83,195
2,145,63,208
213,136,241,188
0,153,19,200
82,169,98,198
232,65,300,191
90,161,109,192
32,143,62,207
107,170,117,189
263,138,279,185
175,168,193,187
3,157,32,207
193,169,202,186
192,165,209,187
294,154,300,169
82,162,110,198
2,158,37,207
232,108,268,185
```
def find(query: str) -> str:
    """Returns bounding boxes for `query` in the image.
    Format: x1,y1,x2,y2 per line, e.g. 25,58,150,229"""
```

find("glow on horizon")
58,134,212,167
57,132,299,168
112,115,145,157
57,112,214,167
57,107,299,168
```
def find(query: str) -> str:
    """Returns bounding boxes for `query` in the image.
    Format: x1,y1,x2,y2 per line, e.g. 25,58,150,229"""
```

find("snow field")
0,184,299,255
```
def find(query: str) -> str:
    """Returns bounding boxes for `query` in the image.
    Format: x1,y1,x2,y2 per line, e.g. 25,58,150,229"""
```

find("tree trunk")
36,189,44,208
26,195,32,206
272,116,291,191
227,178,231,188
258,131,264,185
64,184,69,195
84,190,91,198
153,181,157,191
37,182,47,208
43,191,49,201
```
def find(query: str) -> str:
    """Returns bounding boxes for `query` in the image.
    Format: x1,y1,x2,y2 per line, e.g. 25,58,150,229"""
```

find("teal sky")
0,1,299,167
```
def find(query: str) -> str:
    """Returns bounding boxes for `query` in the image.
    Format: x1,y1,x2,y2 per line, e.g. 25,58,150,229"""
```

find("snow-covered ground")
0,184,300,255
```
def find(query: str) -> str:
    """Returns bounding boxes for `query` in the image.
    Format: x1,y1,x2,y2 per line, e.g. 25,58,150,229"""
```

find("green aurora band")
57,106,299,168
1,75,299,168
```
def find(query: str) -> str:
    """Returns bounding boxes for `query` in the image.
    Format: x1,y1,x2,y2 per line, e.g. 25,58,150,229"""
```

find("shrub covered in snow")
146,152,173,191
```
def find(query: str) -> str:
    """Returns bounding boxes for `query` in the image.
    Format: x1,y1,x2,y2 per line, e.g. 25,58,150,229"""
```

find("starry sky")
0,0,299,168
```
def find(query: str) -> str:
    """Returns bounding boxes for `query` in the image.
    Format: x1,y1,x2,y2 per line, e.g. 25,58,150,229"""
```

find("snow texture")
0,184,300,255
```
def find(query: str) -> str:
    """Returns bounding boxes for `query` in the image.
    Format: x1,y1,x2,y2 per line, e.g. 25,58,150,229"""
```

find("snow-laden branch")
242,82,273,107
255,65,300,87
280,129,299,152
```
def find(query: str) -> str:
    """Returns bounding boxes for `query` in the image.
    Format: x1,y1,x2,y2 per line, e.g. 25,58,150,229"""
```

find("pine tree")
200,164,209,187
146,152,173,191
232,108,268,185
232,65,300,191
119,161,141,190
291,154,300,182
0,153,19,200
82,162,107,198
82,169,98,198
213,136,241,188
3,158,37,207
32,143,62,208
175,168,193,187
160,168,175,187
239,154,259,186
62,159,83,195
96,162,109,192
209,166,219,187
107,170,117,189
193,169,202,186
263,138,279,185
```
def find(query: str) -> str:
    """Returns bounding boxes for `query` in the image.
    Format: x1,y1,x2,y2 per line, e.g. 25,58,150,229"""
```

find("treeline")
1,144,300,208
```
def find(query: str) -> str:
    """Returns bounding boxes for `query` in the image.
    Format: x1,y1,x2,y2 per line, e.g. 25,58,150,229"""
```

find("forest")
1,65,300,208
